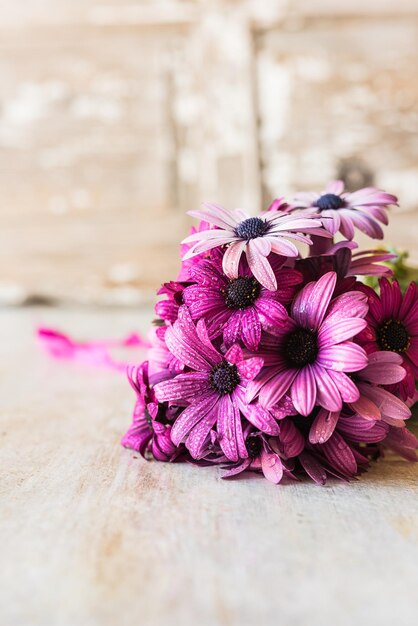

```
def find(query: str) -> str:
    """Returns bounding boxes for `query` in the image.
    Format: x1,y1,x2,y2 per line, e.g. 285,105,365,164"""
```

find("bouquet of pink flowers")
122,181,418,484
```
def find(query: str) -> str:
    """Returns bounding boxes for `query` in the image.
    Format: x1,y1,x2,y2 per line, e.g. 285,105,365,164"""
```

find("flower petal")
351,393,381,421
121,406,151,456
222,459,252,478
339,213,355,240
183,286,224,317
309,409,339,444
186,411,218,458
268,237,300,257
259,368,298,408
320,432,357,477
327,370,360,402
191,202,239,229
290,365,316,416
222,241,247,279
251,236,272,257
325,180,344,195
224,343,244,365
166,306,222,369
154,372,209,402
313,365,343,412
260,449,283,484
317,342,368,372
360,360,406,385
171,393,219,446
379,278,397,318
223,310,242,347
278,419,305,457
217,395,247,462
245,404,280,435
292,272,337,331
246,240,277,291
255,297,288,327
237,357,264,381
359,383,411,422
325,291,368,324
399,280,418,320
384,427,418,462
183,237,235,259
299,451,327,485
318,318,367,348
240,307,262,351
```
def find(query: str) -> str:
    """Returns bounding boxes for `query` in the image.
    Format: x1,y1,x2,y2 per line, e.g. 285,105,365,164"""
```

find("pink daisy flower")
181,201,323,291
246,272,369,415
183,253,302,351
357,278,418,400
288,180,398,240
153,306,280,461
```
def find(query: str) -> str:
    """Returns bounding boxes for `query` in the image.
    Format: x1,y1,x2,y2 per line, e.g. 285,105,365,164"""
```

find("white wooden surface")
1,306,418,626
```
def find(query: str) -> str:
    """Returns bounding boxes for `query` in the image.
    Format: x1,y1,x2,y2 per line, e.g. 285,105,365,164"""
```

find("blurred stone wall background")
1,0,417,306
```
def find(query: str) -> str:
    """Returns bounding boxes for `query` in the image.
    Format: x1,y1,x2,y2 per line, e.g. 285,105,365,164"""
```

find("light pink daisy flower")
246,272,369,415
181,201,323,291
288,180,398,240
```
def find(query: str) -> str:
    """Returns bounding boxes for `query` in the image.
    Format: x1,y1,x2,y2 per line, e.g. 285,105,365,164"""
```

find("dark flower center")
377,319,410,353
315,193,345,211
246,435,262,458
209,361,240,395
235,217,270,240
284,328,318,367
292,410,319,436
224,276,261,310
144,407,153,427
145,404,170,426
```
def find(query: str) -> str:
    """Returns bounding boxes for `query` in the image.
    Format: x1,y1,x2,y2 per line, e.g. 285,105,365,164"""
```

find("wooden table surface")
2,306,418,626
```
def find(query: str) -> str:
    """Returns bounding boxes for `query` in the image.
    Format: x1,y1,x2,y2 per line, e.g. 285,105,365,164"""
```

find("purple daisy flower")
121,362,179,462
357,278,418,400
153,306,280,461
288,179,398,240
246,272,369,415
181,201,323,291
183,254,302,350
